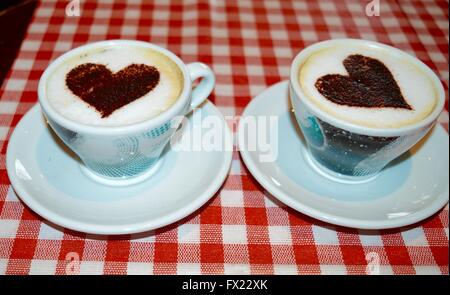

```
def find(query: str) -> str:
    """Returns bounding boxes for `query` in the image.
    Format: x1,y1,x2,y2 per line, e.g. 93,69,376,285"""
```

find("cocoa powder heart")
66,63,160,117
315,54,412,110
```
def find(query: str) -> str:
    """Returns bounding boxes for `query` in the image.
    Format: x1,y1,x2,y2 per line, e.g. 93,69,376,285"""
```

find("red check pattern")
0,0,448,275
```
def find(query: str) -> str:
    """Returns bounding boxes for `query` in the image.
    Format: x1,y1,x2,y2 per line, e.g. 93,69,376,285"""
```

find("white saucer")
238,81,449,229
6,101,232,235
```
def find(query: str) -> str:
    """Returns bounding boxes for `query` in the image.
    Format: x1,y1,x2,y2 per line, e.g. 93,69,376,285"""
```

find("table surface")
0,0,448,275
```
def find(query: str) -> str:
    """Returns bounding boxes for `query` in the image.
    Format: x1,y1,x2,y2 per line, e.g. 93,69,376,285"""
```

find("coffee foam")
47,45,183,126
299,44,437,128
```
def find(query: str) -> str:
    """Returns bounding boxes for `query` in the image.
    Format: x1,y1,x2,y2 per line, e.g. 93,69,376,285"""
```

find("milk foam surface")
47,45,183,126
299,44,437,128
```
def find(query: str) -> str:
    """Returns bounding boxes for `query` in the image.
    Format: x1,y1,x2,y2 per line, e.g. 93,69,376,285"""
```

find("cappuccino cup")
290,39,445,183
38,40,215,186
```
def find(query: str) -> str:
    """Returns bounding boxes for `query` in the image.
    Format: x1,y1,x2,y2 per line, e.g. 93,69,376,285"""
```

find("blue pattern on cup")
46,116,175,179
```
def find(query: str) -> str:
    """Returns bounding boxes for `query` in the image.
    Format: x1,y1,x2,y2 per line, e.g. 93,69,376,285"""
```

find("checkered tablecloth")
0,0,448,275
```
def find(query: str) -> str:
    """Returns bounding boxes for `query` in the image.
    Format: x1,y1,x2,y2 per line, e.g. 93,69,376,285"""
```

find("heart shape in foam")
315,54,412,110
66,63,160,118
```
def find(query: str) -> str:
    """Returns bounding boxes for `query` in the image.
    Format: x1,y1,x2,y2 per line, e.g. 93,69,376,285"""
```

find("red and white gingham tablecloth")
0,0,448,275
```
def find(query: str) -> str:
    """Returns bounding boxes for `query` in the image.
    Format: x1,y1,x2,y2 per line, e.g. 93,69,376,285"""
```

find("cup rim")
38,39,191,136
290,38,446,137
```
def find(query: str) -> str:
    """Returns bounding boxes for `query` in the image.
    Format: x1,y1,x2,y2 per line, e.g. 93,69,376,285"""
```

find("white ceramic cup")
38,40,215,186
290,39,445,183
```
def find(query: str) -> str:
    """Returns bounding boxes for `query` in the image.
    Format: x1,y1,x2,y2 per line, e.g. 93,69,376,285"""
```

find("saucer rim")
6,101,233,235
238,80,449,230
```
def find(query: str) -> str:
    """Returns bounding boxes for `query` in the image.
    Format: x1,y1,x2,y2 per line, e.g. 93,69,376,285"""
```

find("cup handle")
186,62,215,112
